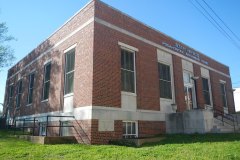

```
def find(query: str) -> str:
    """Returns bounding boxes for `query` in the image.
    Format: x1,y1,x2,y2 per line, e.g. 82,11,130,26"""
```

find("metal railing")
213,107,237,132
13,115,90,144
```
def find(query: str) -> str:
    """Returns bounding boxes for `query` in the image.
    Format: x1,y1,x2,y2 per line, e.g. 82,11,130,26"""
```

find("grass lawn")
0,130,240,160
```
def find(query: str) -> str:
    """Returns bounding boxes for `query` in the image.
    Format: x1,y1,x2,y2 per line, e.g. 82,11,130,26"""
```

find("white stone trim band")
95,17,231,78
15,106,166,122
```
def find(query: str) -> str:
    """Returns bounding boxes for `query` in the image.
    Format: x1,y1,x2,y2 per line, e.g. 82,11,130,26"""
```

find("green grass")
0,130,240,160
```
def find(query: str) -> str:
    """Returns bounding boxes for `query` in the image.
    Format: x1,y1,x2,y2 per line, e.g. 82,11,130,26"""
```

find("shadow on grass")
142,133,240,147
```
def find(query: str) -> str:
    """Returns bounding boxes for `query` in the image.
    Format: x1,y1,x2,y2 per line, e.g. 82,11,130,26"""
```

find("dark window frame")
220,82,228,108
8,84,14,105
121,49,136,93
202,77,211,106
42,62,51,100
27,72,35,105
158,63,172,99
16,80,23,108
64,49,75,95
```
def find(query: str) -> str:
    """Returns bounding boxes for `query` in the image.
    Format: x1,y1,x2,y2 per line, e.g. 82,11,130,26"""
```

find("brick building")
3,0,236,144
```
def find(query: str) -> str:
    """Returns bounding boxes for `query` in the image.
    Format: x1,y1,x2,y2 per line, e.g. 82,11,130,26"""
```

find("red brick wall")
94,0,230,75
4,1,95,116
91,120,122,144
210,71,235,113
93,0,234,113
93,23,160,110
172,55,186,112
138,121,166,137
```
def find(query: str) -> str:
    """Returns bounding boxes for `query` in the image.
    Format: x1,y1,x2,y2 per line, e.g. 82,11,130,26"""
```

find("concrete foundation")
166,110,214,134
15,135,78,144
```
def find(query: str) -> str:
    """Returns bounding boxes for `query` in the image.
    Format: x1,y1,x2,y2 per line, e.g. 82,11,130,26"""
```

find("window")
8,84,14,105
121,49,135,93
39,123,46,136
123,121,137,138
16,80,23,108
183,72,191,84
220,83,227,108
158,63,172,99
202,78,211,105
27,73,35,104
42,62,51,100
64,49,75,95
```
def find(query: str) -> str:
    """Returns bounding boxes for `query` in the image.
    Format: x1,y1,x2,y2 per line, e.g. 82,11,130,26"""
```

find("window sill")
121,91,137,97
160,98,173,102
26,104,32,107
64,93,74,98
41,99,49,103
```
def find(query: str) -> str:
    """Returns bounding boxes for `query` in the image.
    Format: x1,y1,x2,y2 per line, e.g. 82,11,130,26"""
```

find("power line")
188,0,230,41
193,0,240,50
188,0,240,50
201,0,240,42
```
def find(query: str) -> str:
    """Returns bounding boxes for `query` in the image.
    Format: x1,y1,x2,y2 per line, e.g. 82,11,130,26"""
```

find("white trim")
220,80,226,84
95,18,230,79
29,69,36,75
43,59,52,65
64,43,77,53
7,17,94,81
26,104,32,107
15,105,166,122
118,42,139,52
64,93,74,98
41,99,49,103
122,121,138,138
121,91,137,97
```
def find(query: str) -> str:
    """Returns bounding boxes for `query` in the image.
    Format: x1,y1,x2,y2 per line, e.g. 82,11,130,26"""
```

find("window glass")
183,72,191,84
220,83,227,108
16,80,23,107
42,63,51,100
158,63,172,99
202,78,211,105
27,73,35,104
123,121,137,138
8,85,14,105
64,49,75,95
121,49,135,93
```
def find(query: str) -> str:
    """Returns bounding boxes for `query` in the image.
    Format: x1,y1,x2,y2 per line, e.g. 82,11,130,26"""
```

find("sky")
0,0,240,111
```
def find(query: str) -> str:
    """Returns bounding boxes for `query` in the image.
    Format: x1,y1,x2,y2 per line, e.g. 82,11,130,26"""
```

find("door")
183,71,197,110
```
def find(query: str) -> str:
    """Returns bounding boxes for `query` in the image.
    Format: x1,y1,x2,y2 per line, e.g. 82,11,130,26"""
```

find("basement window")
123,121,137,139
